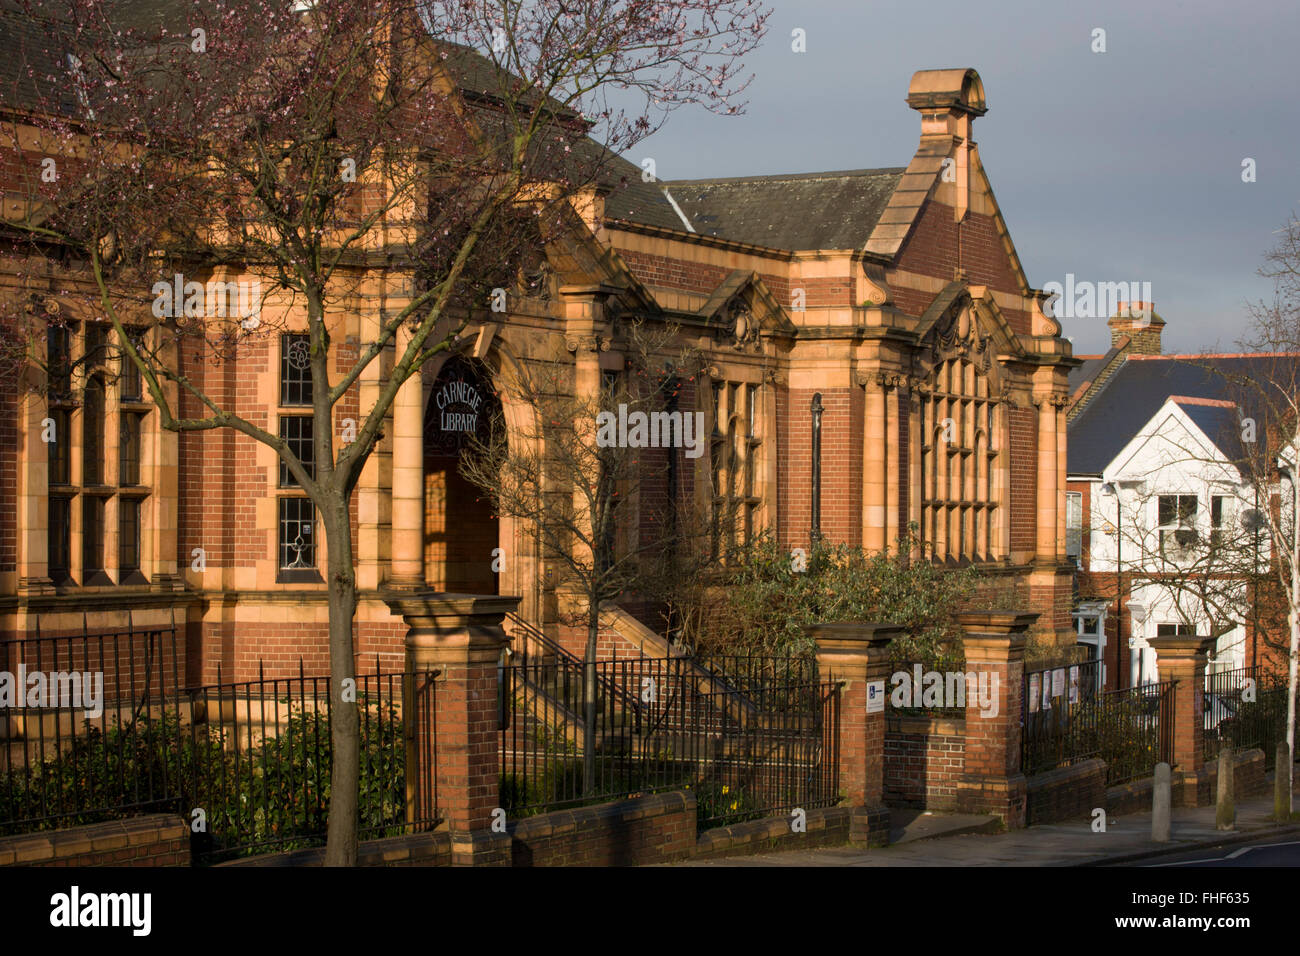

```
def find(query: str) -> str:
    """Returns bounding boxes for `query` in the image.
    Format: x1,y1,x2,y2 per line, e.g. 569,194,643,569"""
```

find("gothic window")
119,328,143,400
43,321,153,587
920,351,1000,563
48,408,71,485
48,496,71,583
119,412,143,486
280,333,313,406
82,376,105,486
279,415,315,487
47,325,71,398
118,497,140,572
710,378,761,556
278,497,317,575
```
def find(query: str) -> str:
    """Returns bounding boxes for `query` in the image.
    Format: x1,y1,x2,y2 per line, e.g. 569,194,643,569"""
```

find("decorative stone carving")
564,334,608,354
717,298,761,351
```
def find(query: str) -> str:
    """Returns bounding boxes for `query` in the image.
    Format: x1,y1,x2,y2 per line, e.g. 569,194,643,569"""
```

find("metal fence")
1022,660,1172,786
499,650,841,830
1203,666,1289,768
1,626,440,863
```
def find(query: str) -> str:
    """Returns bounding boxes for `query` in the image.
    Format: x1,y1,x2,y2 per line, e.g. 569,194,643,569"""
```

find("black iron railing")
1203,666,1289,767
499,652,841,830
2,625,440,863
1022,672,1172,786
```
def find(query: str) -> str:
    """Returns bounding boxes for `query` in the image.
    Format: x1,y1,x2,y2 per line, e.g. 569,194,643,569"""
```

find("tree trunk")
583,610,599,798
322,500,360,866
1288,477,1299,813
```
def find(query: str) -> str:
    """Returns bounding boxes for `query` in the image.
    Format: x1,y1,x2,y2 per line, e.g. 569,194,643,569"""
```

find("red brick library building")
0,66,1076,680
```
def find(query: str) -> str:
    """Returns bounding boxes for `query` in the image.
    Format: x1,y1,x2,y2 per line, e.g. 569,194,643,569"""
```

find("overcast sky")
631,0,1300,356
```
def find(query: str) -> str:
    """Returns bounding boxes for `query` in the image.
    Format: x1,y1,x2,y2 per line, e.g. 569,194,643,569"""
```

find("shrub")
682,527,982,659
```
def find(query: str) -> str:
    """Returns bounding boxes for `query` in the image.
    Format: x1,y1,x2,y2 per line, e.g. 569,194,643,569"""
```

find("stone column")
808,621,900,845
390,324,425,586
1151,634,1214,802
884,377,900,553
907,382,923,560
863,377,886,552
1055,401,1067,558
1035,395,1059,564
956,611,1037,828
385,591,521,865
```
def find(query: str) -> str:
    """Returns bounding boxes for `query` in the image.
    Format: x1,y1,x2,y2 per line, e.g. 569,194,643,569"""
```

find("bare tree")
0,0,767,862
1088,216,1300,805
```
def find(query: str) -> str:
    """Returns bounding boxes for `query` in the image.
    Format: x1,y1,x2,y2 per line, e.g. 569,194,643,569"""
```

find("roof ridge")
1169,395,1236,408
1128,351,1300,360
665,167,906,187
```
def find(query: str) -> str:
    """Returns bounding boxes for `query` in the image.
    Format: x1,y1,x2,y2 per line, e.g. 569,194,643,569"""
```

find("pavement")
673,796,1300,866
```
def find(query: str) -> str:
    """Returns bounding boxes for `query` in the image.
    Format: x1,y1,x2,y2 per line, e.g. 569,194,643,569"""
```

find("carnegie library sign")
425,356,497,456
437,378,483,433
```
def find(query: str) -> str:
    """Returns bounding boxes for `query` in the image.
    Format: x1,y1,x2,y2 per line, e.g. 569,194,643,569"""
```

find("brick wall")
509,791,696,866
222,792,888,867
892,203,1029,335
884,715,966,809
198,616,405,683
1008,406,1037,552
1025,759,1105,825
778,387,856,547
220,830,453,867
0,815,190,867
554,620,648,661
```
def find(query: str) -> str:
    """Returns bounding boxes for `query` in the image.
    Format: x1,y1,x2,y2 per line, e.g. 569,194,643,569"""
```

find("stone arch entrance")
423,354,500,594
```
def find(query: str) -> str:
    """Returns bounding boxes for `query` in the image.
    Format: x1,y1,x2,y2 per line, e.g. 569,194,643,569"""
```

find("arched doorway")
423,355,500,594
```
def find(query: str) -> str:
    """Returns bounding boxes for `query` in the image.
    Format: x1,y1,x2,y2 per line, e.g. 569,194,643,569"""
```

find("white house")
1066,354,1296,689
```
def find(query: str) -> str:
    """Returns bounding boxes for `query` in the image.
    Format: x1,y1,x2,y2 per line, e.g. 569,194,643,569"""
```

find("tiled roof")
606,168,907,251
1067,355,1300,476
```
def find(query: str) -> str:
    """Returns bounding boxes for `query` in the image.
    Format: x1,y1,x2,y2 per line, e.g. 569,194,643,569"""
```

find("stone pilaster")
389,324,424,586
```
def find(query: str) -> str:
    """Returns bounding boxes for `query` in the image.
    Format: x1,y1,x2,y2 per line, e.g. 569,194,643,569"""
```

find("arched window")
920,347,1001,564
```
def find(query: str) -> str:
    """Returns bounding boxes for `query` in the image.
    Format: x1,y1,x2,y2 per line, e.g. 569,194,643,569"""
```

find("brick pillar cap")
955,611,1039,635
381,590,521,624
1148,635,1216,659
806,621,904,647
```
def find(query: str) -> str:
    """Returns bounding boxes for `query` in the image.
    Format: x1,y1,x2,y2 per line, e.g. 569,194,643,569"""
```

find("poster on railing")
1028,673,1040,713
1052,668,1065,700
1068,666,1079,704
1042,672,1052,711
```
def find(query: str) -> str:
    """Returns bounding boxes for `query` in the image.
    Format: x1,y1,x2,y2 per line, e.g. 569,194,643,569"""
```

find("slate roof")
2,3,909,254
1175,399,1251,469
605,168,907,251
1067,355,1300,476
1067,348,1119,397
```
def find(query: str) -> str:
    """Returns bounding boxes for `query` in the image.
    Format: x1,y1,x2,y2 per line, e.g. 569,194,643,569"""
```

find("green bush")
1,698,407,858
687,528,981,659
